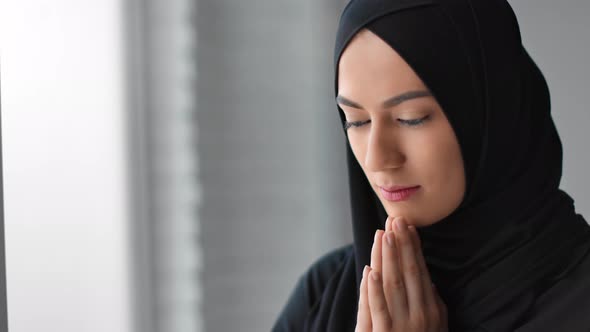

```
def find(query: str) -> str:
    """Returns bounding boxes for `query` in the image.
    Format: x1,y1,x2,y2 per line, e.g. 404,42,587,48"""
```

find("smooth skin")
355,216,448,332
337,29,465,331
337,28,465,228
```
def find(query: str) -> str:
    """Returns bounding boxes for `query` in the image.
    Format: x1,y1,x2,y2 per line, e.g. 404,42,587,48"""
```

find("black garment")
274,0,590,330
272,242,590,331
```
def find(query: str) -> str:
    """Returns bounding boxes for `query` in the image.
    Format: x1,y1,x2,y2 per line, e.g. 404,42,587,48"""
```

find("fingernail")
396,217,406,231
374,229,383,242
371,271,380,281
385,231,394,247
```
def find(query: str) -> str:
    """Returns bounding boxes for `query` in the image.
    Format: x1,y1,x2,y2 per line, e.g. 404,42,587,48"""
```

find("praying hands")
355,216,448,332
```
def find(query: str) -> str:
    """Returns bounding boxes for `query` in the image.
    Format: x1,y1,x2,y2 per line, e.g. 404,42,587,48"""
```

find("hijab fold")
303,0,590,330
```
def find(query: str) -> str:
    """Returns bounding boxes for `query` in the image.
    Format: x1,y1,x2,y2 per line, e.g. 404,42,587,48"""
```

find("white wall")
0,1,132,331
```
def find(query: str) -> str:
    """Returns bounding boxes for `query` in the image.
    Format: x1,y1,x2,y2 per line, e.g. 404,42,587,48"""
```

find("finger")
385,216,393,232
355,265,372,331
408,225,438,315
371,229,384,273
394,217,426,321
381,229,409,319
368,270,392,331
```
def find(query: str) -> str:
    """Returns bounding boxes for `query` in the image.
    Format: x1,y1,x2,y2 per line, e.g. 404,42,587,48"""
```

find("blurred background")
0,0,588,331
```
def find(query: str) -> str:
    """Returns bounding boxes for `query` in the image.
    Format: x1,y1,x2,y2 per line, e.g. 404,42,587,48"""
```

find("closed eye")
344,115,431,131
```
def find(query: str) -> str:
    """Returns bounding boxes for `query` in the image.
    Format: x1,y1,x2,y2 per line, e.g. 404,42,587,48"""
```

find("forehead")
337,29,427,95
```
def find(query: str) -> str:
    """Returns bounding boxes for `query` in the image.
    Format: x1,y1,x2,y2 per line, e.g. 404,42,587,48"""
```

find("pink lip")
379,185,420,202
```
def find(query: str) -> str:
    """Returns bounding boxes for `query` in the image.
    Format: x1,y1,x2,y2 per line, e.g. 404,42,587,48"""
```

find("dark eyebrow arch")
336,90,432,110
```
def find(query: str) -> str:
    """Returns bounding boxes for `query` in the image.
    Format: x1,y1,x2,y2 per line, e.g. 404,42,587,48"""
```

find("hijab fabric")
303,0,590,330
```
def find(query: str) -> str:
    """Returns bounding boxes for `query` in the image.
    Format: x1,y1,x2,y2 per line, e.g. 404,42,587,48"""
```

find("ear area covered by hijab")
300,0,590,331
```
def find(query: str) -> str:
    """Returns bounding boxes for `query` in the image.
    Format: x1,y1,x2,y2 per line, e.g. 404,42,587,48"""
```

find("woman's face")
337,29,465,227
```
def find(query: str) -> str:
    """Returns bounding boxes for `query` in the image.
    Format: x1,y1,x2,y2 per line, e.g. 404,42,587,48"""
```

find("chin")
380,202,431,228
381,203,411,222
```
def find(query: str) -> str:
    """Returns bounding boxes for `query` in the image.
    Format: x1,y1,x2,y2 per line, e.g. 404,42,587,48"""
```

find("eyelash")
343,115,431,131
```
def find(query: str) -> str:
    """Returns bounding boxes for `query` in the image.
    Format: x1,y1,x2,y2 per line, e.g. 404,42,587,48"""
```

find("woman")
273,0,590,331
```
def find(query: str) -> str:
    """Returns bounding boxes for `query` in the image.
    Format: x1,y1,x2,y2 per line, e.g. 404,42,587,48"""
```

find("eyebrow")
336,90,433,110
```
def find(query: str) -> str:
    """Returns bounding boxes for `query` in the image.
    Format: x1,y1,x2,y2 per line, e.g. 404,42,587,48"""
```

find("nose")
364,122,405,172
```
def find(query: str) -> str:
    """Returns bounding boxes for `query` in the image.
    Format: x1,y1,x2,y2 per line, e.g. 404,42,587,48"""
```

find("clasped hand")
355,216,448,332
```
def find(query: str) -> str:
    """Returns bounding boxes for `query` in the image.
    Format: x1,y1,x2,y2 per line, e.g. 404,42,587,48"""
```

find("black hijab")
303,0,590,330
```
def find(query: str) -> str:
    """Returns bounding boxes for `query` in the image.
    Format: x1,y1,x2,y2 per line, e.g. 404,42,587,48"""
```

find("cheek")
408,125,464,192
346,123,465,194
346,133,367,165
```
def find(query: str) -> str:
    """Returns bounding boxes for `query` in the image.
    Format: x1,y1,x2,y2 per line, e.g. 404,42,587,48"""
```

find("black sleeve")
271,244,354,332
